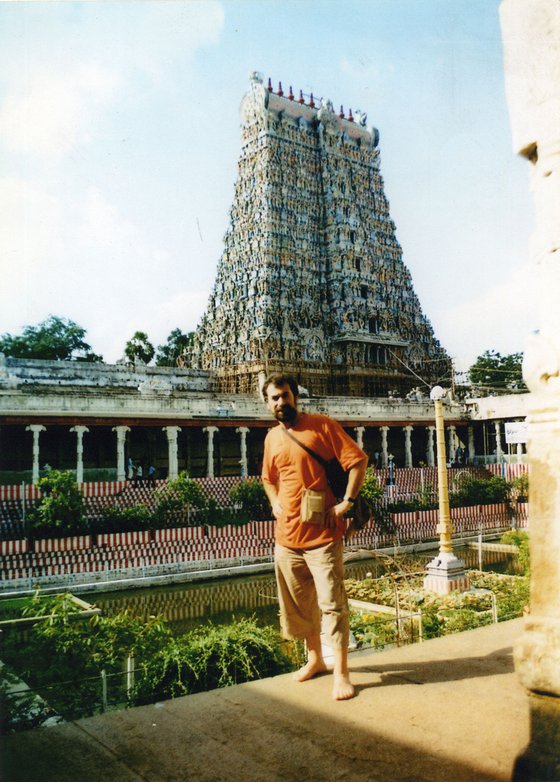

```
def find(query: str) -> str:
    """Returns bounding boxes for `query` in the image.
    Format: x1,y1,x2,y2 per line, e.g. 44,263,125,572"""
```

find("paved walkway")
2,619,530,782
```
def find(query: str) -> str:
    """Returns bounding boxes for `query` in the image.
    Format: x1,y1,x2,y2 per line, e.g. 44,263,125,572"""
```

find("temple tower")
192,73,450,396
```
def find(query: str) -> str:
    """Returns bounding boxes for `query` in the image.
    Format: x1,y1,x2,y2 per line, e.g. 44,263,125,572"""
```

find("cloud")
0,64,122,159
438,261,539,372
0,2,225,159
0,176,64,326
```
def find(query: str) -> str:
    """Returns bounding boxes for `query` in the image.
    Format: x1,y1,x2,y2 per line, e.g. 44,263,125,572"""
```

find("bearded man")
261,373,368,700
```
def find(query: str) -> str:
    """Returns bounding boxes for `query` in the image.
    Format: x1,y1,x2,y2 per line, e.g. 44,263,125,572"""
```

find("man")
261,373,368,700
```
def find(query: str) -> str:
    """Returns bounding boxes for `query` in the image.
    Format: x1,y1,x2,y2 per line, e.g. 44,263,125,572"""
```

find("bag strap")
280,427,330,470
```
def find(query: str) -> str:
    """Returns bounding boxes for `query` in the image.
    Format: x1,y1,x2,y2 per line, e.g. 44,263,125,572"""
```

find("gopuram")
192,73,451,397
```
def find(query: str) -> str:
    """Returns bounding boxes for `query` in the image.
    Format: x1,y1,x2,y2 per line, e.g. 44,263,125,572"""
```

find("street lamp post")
423,386,469,595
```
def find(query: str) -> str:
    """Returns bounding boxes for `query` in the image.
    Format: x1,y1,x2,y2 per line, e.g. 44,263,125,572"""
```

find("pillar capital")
163,425,182,440
26,424,46,434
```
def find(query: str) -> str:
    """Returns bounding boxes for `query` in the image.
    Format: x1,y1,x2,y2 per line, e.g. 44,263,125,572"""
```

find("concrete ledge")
2,619,529,782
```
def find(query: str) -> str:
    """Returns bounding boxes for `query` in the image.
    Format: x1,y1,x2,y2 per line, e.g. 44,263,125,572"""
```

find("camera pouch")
301,489,326,525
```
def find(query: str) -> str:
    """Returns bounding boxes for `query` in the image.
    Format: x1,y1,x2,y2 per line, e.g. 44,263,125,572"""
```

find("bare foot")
293,659,328,682
332,674,355,700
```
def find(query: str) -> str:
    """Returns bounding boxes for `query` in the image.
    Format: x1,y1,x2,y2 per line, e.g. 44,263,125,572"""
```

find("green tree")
154,471,208,527
468,350,526,392
27,470,86,537
360,467,384,506
229,479,270,520
450,474,511,507
124,331,155,364
0,316,102,362
155,329,195,367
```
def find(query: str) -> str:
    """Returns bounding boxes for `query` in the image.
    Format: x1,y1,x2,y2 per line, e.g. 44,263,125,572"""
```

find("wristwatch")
343,496,356,504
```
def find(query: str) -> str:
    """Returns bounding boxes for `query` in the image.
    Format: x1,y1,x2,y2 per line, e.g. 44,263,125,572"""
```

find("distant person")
135,464,143,487
148,464,156,486
127,457,134,481
373,451,380,468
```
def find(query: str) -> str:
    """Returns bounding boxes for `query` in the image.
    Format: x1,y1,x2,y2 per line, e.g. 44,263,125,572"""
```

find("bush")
450,475,511,507
1,595,293,728
94,504,154,534
154,472,208,527
229,479,271,521
156,472,208,507
360,468,384,506
500,530,530,575
27,470,86,538
136,618,292,701
512,474,529,502
345,569,530,651
200,498,251,528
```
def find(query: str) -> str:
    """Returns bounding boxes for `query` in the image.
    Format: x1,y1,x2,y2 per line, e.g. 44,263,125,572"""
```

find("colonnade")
19,420,490,484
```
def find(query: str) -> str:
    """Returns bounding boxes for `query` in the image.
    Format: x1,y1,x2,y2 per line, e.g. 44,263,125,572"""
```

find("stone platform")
1,619,530,782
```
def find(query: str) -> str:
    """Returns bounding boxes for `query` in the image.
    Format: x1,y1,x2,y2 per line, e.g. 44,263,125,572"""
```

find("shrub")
136,618,292,701
229,479,270,521
94,504,154,534
0,595,293,727
26,470,86,538
512,474,529,502
450,475,511,507
345,569,530,651
360,468,384,506
500,530,530,575
154,472,208,527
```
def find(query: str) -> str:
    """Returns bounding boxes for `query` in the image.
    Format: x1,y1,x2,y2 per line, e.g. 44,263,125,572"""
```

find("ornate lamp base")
423,552,470,595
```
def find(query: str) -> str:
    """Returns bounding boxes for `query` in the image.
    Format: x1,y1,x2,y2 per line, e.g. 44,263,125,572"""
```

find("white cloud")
0,64,122,158
438,261,539,371
0,176,64,327
0,2,225,159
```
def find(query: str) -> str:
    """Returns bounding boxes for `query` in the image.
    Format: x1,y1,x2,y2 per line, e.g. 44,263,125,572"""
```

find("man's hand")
325,499,353,528
272,501,283,519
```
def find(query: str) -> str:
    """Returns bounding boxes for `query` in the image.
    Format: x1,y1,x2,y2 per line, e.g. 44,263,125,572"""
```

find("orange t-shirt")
261,412,367,549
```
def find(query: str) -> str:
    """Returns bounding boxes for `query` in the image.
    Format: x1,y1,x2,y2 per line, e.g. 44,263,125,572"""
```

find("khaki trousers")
274,538,349,649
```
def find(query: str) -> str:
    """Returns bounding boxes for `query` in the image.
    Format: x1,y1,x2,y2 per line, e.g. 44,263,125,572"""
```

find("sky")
0,0,537,377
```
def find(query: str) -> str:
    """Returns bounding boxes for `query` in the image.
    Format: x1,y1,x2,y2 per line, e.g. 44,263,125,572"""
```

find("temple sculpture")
192,73,450,396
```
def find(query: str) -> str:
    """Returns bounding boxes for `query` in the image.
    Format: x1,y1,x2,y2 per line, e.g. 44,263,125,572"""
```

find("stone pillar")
203,426,219,478
354,426,365,449
70,425,89,484
380,426,389,468
236,426,250,478
163,426,181,480
500,2,560,777
403,425,413,468
516,442,524,464
447,425,456,463
426,426,435,467
25,424,46,484
467,425,475,464
494,421,503,461
112,426,130,482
